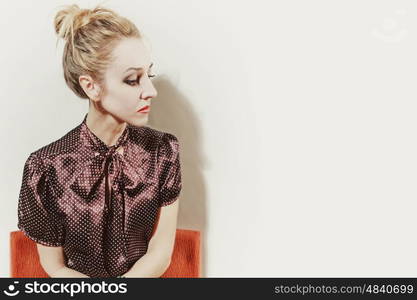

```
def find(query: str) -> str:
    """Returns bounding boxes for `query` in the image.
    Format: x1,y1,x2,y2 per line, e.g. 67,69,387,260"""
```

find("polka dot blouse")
17,113,182,278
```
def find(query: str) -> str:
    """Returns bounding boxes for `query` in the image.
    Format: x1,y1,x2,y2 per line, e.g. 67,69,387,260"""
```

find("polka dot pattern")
17,113,182,277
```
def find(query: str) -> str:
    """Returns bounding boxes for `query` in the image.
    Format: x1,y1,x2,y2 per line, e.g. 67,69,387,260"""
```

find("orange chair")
10,229,200,278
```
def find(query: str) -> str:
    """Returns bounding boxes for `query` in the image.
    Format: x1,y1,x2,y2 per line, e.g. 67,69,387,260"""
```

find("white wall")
1,0,416,277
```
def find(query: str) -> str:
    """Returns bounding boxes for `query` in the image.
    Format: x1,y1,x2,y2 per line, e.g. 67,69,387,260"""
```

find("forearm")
122,251,171,278
49,266,90,278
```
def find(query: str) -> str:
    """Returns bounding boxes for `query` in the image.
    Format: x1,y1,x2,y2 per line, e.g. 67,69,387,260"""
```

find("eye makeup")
124,62,156,86
125,73,156,86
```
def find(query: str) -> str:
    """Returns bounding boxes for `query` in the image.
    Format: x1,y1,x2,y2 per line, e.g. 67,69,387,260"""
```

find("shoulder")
128,124,179,152
29,124,82,161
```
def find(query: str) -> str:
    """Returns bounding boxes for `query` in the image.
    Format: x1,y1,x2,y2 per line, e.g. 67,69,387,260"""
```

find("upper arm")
157,133,182,207
37,243,66,276
17,153,65,247
147,200,180,262
148,132,182,260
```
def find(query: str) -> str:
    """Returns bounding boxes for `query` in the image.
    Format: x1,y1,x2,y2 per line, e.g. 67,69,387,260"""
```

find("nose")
140,76,158,101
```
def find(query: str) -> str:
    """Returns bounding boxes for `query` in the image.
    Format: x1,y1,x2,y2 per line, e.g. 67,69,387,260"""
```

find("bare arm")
122,251,171,278
37,244,90,278
48,266,90,278
122,199,179,277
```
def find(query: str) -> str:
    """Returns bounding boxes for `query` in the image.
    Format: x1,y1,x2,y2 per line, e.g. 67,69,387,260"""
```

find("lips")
137,105,150,112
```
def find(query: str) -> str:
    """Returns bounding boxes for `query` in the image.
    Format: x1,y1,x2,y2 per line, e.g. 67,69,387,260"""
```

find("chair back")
10,229,200,278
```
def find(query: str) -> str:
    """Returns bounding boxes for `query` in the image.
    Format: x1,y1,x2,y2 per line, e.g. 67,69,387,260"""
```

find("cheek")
102,83,138,111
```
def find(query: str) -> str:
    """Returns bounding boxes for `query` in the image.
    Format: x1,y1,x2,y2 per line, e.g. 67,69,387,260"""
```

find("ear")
79,74,102,102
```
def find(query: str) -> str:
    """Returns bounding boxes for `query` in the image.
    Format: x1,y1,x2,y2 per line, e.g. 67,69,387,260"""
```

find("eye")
125,73,157,86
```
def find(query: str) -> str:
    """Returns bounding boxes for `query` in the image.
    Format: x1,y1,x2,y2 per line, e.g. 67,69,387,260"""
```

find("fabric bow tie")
69,120,150,206
69,144,149,206
70,145,125,205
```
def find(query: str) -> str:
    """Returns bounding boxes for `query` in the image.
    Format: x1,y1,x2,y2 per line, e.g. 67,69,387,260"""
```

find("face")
96,37,157,127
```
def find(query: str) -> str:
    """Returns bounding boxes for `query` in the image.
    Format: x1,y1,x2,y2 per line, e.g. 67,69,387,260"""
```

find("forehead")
108,37,152,73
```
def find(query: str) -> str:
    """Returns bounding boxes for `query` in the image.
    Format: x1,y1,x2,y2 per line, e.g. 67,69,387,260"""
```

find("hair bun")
54,4,93,43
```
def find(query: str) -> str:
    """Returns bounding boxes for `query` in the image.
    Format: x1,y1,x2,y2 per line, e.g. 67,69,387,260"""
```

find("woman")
17,4,182,278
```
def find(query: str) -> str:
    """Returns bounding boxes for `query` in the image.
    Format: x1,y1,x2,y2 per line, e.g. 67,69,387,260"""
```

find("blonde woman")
17,4,182,278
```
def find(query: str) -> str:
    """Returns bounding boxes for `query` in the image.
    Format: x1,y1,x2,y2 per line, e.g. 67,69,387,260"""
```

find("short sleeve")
17,153,65,247
157,133,183,207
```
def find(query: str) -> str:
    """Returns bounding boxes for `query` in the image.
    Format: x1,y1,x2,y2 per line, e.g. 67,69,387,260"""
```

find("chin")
128,116,148,127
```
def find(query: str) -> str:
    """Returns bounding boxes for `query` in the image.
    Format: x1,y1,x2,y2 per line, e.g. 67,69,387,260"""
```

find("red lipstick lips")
137,105,150,113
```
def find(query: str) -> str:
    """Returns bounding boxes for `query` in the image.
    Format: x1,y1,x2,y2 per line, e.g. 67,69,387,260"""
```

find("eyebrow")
124,62,154,73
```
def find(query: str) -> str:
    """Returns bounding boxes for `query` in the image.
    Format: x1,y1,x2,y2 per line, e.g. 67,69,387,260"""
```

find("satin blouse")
17,114,182,277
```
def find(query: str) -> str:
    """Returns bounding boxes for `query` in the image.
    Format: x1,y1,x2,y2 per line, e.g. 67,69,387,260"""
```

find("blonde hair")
54,3,141,99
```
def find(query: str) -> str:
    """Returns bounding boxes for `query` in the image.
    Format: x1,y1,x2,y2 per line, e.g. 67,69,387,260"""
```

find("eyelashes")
125,74,157,86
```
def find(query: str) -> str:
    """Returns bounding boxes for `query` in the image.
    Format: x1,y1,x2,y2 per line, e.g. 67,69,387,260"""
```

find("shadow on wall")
148,75,207,277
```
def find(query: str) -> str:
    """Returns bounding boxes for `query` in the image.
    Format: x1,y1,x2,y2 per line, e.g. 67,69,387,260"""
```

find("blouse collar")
72,114,136,202
80,113,130,154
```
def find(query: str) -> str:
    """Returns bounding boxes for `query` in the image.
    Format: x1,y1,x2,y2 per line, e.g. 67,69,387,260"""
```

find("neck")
86,106,127,147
